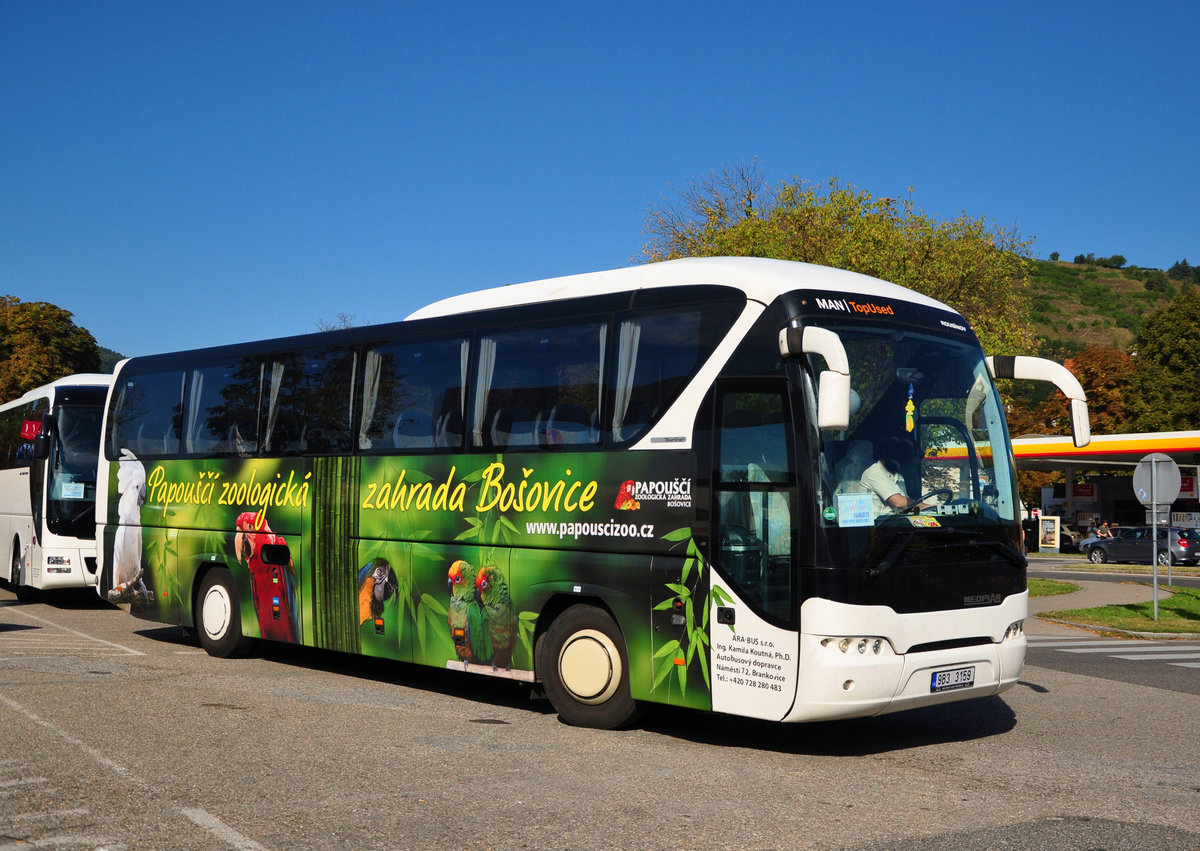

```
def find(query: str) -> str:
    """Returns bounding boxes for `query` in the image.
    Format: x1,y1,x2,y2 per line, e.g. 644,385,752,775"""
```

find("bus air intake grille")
908,636,991,654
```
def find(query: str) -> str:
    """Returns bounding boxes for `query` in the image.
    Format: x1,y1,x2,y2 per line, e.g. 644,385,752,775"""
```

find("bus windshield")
816,324,1018,563
46,402,104,540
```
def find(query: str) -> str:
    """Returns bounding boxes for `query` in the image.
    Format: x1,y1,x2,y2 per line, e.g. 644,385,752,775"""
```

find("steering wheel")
905,488,954,514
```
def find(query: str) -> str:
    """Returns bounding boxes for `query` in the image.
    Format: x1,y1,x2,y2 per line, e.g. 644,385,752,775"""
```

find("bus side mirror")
32,414,54,460
780,325,850,431
987,355,1091,448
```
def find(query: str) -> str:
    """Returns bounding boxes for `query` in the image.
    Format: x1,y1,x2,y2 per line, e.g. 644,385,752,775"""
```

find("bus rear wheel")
196,568,253,658
538,604,641,729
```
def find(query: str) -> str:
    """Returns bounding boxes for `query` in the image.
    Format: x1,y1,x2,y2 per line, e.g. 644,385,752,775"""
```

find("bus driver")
861,436,932,517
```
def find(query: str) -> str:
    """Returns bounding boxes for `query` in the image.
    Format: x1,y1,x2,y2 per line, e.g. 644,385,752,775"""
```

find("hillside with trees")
1029,257,1184,352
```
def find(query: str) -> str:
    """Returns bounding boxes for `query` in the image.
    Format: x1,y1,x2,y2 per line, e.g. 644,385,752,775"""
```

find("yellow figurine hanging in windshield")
905,382,915,433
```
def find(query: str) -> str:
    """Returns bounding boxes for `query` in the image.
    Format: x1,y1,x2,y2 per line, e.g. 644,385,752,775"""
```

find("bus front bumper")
783,594,1027,723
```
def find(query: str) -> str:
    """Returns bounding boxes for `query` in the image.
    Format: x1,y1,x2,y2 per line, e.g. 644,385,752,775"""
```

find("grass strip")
1040,585,1200,634
1029,578,1081,597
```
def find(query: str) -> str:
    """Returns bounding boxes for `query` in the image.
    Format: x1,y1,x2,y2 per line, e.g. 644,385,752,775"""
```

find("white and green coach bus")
95,258,1088,728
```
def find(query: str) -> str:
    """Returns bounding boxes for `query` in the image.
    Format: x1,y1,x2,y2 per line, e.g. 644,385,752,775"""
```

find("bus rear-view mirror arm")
779,325,851,431
986,355,1091,448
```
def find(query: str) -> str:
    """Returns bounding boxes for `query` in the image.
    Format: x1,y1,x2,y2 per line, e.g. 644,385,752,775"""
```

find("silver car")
1082,526,1200,566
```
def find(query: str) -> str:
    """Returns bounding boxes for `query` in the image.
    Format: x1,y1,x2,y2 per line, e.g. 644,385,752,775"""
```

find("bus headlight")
1004,620,1024,640
821,636,890,655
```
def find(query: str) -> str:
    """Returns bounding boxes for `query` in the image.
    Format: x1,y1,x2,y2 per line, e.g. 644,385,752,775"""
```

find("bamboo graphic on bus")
652,527,711,699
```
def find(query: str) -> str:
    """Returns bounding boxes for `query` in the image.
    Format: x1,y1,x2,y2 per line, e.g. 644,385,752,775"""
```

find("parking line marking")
182,808,268,851
0,691,268,850
3,609,144,656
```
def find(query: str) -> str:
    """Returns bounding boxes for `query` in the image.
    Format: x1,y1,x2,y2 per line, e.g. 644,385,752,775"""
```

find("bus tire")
196,568,253,658
10,542,35,603
537,604,640,730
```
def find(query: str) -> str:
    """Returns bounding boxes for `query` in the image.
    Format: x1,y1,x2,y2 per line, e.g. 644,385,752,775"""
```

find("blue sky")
2,1,1197,358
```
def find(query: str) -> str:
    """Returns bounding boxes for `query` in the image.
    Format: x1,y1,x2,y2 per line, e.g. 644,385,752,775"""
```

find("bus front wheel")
10,542,35,603
538,604,641,729
196,568,253,658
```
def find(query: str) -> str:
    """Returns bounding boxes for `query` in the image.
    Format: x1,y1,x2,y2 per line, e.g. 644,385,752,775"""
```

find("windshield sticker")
836,493,873,527
907,516,942,528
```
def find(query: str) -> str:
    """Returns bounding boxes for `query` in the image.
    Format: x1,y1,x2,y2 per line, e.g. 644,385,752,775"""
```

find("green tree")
1167,259,1196,283
1131,289,1200,431
642,163,1037,354
0,296,101,400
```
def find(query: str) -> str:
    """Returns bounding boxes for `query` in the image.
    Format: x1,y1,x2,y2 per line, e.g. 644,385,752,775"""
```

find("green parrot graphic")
447,559,490,667
475,564,515,671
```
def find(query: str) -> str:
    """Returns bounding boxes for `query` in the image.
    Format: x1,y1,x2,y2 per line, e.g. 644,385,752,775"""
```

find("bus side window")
358,337,467,452
713,384,796,624
611,307,736,444
184,359,262,457
471,323,604,451
263,346,358,455
108,371,185,460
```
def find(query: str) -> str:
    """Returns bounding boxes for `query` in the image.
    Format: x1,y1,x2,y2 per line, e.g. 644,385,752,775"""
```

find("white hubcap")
558,629,621,705
201,584,233,641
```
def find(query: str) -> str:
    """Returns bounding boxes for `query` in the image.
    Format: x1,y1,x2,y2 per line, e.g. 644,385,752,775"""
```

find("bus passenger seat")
834,440,872,494
545,404,592,446
614,401,652,442
491,407,535,448
393,411,434,449
436,408,463,448
135,423,161,455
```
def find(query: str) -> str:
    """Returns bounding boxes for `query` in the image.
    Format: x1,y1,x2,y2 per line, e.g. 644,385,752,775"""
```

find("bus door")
27,414,50,577
707,380,801,720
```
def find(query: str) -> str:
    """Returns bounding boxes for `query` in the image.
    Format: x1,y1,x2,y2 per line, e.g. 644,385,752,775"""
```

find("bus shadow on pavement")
134,625,555,717
131,624,1019,747
641,696,1017,756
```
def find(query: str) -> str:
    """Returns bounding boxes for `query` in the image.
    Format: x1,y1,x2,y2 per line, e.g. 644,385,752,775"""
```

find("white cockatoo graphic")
108,448,153,605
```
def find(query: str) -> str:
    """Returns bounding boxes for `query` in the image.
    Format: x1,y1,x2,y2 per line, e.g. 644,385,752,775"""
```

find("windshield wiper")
970,539,1027,569
869,533,914,578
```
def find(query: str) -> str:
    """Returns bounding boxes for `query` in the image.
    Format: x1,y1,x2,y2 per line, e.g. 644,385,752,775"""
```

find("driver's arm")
885,492,929,511
883,492,909,509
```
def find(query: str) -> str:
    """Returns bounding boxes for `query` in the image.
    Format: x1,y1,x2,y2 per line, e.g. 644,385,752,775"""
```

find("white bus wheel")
196,568,253,659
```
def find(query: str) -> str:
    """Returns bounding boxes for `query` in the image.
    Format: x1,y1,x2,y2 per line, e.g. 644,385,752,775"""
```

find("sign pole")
1134,452,1178,620
1151,460,1159,620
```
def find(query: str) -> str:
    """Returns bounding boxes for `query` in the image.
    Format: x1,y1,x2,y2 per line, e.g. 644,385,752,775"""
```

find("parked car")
1081,526,1200,566
1059,523,1084,549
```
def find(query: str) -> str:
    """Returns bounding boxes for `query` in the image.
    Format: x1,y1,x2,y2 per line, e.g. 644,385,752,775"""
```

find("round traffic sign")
1133,453,1181,507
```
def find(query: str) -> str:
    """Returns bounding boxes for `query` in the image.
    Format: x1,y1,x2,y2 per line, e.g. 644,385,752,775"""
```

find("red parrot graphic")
614,480,640,511
234,512,298,643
